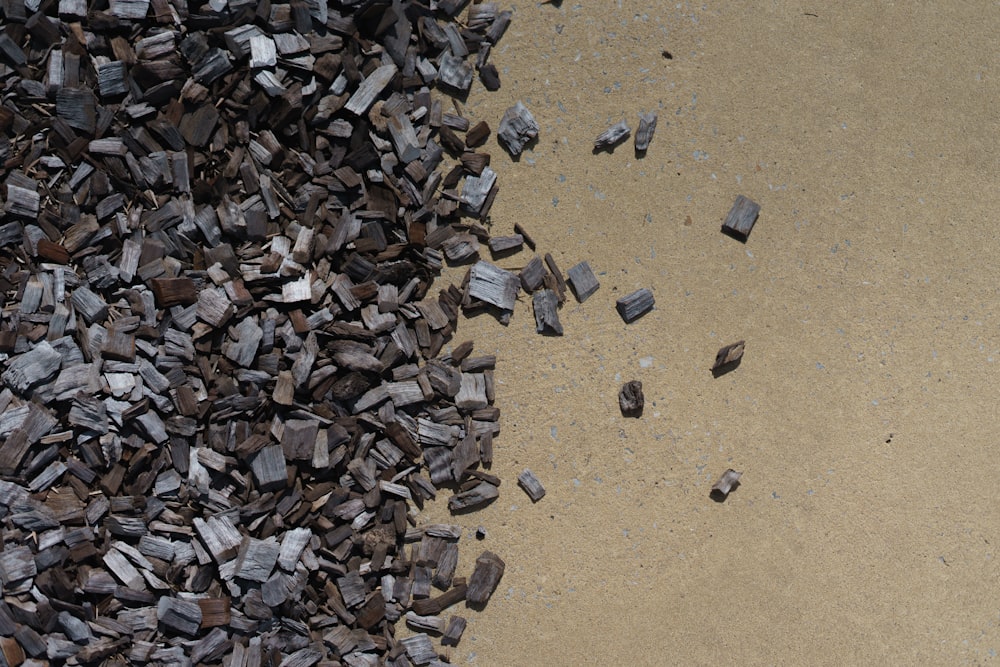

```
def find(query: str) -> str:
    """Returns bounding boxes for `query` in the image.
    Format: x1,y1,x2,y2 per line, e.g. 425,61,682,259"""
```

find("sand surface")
420,3,1000,664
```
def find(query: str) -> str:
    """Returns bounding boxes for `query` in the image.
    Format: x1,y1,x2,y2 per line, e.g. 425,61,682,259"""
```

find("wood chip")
712,340,746,377
517,469,546,502
721,194,761,241
566,261,600,302
711,469,743,499
619,380,644,418
594,120,631,150
635,112,658,151
497,101,539,157
616,288,655,323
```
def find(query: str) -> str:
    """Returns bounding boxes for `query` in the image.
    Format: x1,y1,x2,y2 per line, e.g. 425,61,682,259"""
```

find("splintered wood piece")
513,223,536,251
488,234,523,254
151,277,197,306
566,261,599,302
497,101,539,157
460,167,497,217
438,54,474,93
345,64,397,115
721,195,761,241
157,597,202,636
400,634,437,664
619,380,644,418
442,616,467,646
711,469,742,498
594,120,631,150
447,482,498,511
712,340,745,371
635,112,658,151
2,341,62,393
543,253,568,303
468,261,518,312
532,290,562,336
467,550,505,606
519,255,546,292
616,288,654,323
517,469,545,502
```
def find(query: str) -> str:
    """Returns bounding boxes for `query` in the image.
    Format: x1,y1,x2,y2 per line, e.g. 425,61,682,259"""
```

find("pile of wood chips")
0,0,516,664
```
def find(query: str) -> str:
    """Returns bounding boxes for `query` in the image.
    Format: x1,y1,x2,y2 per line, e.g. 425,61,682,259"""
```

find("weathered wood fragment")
497,101,539,157
517,469,546,502
467,261,519,312
594,120,631,150
616,288,655,323
721,195,761,241
532,290,563,336
467,551,505,607
566,261,600,302
712,340,745,374
711,469,743,499
635,112,658,151
619,380,644,418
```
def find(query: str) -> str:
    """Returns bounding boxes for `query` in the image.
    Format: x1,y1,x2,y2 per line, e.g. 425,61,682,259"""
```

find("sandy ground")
419,2,1000,664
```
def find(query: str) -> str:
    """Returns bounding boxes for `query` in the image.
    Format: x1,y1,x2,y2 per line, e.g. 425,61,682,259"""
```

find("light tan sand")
421,3,1000,664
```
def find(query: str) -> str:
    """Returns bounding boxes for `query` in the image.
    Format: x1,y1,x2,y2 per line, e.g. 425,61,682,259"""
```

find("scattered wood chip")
616,288,655,323
566,261,600,302
594,120,631,151
619,380,644,418
497,101,539,157
517,469,546,502
721,195,761,241
635,112,658,152
711,469,743,500
712,340,746,374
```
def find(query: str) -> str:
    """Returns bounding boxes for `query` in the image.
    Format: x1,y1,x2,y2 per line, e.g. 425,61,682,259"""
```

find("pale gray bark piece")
517,468,546,502
594,119,631,150
224,317,263,367
615,288,655,323
278,527,312,571
71,286,109,324
455,373,487,411
566,261,600,302
438,53,473,93
497,101,539,157
460,167,497,216
711,468,743,498
532,289,562,336
345,64,398,115
3,341,61,393
468,261,518,311
400,633,437,665
635,111,658,151
234,537,281,582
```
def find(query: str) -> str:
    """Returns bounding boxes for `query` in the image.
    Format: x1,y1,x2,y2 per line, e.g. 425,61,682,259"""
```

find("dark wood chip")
618,380,644,417
721,195,761,241
616,288,655,323
712,340,745,374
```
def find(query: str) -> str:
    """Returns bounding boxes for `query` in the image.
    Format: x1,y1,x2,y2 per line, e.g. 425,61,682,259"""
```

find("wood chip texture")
0,2,518,664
